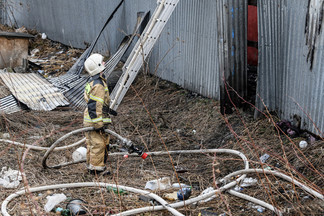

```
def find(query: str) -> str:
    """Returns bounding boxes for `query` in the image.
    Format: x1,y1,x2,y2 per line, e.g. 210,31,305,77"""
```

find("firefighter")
83,53,111,175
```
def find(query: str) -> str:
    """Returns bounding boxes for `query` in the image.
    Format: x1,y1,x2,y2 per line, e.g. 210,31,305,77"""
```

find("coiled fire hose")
2,128,323,215
41,127,147,169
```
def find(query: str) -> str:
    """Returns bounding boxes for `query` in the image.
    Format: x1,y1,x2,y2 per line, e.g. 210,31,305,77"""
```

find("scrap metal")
0,72,69,111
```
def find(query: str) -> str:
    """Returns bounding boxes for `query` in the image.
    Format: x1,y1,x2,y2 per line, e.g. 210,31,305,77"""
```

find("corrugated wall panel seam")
217,0,247,113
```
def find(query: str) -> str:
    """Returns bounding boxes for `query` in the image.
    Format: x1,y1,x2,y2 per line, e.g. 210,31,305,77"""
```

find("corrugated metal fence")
256,0,324,136
5,0,126,54
2,0,323,136
2,0,249,101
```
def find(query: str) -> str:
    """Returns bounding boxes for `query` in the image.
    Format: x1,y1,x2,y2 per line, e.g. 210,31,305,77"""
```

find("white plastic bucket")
72,147,87,162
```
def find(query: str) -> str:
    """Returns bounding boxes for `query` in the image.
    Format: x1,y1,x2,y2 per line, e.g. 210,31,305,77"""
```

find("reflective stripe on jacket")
83,74,111,128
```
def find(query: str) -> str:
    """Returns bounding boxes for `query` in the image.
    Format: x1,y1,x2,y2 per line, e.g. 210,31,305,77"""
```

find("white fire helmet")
84,53,105,76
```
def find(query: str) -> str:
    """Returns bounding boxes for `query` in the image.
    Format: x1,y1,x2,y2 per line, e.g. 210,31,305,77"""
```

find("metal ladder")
109,0,179,111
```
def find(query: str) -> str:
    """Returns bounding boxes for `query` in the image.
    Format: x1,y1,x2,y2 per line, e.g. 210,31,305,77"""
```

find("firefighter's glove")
109,109,118,116
103,106,118,116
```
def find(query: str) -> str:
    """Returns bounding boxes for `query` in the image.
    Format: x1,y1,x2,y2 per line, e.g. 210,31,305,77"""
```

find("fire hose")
41,127,147,169
1,128,323,215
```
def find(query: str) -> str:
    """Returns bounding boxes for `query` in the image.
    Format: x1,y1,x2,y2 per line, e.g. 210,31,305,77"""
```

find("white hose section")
227,189,282,216
1,182,183,216
223,169,324,200
0,138,85,151
42,127,129,169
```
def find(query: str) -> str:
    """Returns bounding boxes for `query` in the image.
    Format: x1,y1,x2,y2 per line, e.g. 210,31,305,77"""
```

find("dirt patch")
0,25,323,216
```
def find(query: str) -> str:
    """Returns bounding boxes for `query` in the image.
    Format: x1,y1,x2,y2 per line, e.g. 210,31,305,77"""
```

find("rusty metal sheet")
0,72,69,111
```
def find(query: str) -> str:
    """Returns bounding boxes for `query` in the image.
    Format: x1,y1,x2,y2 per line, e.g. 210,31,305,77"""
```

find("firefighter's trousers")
85,130,110,171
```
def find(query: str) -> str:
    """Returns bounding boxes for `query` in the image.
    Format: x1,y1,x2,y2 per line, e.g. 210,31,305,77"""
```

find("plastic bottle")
177,187,192,200
107,186,127,195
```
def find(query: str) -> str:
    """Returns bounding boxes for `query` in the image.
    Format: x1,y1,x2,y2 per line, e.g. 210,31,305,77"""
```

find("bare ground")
0,25,323,216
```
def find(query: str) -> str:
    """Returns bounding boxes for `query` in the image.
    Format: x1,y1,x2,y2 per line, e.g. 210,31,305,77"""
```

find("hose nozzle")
126,142,147,160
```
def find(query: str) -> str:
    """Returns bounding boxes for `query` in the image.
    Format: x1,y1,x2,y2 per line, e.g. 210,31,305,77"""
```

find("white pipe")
228,189,282,215
41,127,130,169
1,182,183,216
4,141,266,216
223,169,323,200
0,138,85,151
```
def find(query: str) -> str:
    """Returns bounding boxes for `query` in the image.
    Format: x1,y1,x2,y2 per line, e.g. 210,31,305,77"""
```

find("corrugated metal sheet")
123,0,247,102
0,72,69,110
5,0,126,55
216,0,248,113
256,0,324,136
5,0,226,100
0,95,22,114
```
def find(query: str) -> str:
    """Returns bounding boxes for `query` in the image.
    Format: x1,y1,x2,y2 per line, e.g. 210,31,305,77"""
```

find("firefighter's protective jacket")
83,74,111,128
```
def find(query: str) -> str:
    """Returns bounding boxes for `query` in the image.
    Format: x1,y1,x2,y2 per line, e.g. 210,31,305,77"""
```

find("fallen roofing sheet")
0,95,22,114
0,72,69,111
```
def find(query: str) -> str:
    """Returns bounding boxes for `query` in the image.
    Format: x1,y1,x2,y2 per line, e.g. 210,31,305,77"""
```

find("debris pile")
28,37,83,77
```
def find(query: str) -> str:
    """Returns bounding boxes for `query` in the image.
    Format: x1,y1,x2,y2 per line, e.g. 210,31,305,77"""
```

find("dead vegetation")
0,25,323,215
